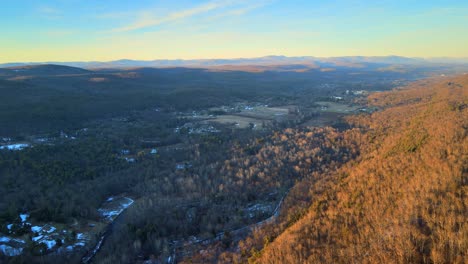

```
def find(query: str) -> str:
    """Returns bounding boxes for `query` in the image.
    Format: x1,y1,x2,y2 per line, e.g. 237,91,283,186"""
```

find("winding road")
169,189,290,263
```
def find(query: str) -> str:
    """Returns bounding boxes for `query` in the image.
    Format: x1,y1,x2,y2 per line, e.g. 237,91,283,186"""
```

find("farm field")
202,105,297,129
315,101,361,113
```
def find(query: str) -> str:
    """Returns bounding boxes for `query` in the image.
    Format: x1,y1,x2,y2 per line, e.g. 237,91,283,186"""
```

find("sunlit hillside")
251,75,468,263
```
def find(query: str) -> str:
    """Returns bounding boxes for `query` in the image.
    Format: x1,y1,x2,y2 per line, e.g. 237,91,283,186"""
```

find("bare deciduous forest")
194,75,467,264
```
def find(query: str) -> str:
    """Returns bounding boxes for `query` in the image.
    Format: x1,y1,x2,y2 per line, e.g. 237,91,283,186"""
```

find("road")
169,189,290,263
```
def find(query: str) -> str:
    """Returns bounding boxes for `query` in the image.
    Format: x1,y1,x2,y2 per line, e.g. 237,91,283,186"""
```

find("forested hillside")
251,75,468,263
189,75,468,264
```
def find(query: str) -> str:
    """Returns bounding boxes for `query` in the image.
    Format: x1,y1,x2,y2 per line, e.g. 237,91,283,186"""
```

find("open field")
315,101,361,113
234,106,292,120
199,105,297,129
204,115,263,129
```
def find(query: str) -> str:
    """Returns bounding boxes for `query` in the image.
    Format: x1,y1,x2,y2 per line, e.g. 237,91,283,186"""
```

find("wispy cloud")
37,6,62,19
110,0,265,33
209,0,272,20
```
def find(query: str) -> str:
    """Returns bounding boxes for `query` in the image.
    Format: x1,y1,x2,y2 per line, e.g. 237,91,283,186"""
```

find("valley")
0,61,466,263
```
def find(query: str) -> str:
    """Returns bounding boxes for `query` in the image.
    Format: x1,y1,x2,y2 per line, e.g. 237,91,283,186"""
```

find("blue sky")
1,0,467,62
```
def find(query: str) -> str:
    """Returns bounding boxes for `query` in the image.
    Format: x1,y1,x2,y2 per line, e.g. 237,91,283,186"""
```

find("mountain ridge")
2,55,468,69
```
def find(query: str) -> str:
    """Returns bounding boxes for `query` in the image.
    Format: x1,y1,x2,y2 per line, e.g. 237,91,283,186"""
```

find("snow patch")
76,233,86,240
99,210,121,219
31,226,42,233
46,226,56,233
32,234,57,250
19,213,29,222
32,235,44,242
0,144,30,151
33,224,56,234
176,163,192,170
124,157,136,163
0,237,11,243
0,244,23,256
75,242,86,247
40,239,57,250
120,149,130,155
98,197,134,221
0,236,25,244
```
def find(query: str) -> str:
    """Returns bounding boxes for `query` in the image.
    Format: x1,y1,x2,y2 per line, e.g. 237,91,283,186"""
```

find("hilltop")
0,64,90,78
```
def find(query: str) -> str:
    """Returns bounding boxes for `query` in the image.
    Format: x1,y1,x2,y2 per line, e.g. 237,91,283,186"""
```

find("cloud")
37,6,62,19
38,6,60,14
110,0,260,33
209,0,273,20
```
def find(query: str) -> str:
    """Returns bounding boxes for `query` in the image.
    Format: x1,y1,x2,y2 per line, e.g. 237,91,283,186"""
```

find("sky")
1,0,467,63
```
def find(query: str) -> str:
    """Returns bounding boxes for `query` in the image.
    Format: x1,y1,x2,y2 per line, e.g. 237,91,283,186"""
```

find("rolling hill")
0,63,428,137
1,56,467,70
4,64,90,76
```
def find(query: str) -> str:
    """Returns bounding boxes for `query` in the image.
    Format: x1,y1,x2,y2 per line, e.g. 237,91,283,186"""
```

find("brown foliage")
252,75,468,263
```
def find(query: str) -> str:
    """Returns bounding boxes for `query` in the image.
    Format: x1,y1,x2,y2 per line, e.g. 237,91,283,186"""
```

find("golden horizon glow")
1,1,467,63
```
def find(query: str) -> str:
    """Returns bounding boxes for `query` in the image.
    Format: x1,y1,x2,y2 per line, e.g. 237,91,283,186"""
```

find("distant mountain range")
1,56,467,69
